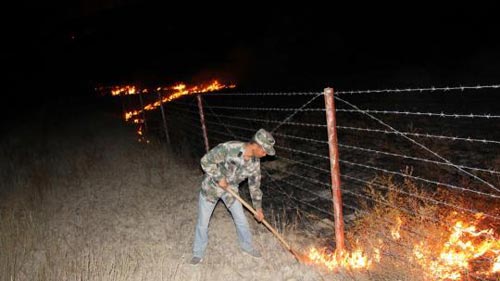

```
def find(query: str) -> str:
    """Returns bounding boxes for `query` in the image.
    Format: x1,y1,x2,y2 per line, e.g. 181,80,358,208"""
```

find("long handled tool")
225,188,306,262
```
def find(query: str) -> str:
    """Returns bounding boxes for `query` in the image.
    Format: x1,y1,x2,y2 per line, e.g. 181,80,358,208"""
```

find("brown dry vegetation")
1,109,498,281
346,175,500,281
0,111,328,281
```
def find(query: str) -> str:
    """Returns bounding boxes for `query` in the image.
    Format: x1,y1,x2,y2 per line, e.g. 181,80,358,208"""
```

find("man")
190,128,276,265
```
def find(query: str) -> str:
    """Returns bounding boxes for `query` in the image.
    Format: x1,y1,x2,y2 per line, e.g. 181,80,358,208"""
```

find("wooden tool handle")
225,188,292,251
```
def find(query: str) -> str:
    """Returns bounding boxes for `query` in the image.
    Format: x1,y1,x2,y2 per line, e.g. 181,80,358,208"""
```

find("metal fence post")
138,91,148,133
157,91,171,146
196,95,210,153
323,87,345,252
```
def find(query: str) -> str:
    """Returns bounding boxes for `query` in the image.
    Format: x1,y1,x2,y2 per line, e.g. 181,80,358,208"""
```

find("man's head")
251,128,275,157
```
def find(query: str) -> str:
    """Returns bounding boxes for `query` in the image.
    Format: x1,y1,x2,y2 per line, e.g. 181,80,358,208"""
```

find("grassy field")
0,109,333,281
1,103,498,280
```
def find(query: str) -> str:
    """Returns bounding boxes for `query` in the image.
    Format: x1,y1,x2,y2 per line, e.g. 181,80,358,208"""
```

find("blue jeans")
192,192,254,258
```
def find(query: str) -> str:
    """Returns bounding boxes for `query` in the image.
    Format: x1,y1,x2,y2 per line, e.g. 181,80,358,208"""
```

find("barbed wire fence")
118,84,500,278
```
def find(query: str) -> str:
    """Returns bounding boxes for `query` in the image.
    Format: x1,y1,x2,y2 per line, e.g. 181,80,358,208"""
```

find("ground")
0,108,356,281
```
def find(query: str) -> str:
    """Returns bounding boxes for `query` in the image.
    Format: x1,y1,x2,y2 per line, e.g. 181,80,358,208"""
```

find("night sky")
3,2,500,109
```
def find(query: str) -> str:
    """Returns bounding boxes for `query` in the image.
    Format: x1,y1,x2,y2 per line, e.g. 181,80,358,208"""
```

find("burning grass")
119,80,235,122
303,174,500,280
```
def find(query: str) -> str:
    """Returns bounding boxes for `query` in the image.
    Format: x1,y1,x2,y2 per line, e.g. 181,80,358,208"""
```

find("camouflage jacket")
200,141,263,210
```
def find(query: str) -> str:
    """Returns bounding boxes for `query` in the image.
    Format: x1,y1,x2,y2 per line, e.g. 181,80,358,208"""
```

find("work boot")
242,248,262,258
189,256,203,265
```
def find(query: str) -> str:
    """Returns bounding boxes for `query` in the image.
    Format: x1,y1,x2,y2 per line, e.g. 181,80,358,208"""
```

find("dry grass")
345,174,500,280
0,111,330,281
2,109,498,280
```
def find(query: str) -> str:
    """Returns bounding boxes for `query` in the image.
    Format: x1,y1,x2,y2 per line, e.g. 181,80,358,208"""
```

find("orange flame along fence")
102,81,500,280
305,212,499,280
99,80,236,142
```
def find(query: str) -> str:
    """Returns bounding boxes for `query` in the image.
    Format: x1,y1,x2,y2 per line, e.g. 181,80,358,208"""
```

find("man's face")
254,144,267,158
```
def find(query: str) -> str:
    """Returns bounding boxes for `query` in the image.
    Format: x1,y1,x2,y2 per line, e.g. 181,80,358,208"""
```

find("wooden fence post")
323,87,345,252
196,95,210,153
157,91,171,146
138,91,148,133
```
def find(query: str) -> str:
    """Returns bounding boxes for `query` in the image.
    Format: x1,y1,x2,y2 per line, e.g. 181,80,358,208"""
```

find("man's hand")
218,178,228,190
254,208,264,222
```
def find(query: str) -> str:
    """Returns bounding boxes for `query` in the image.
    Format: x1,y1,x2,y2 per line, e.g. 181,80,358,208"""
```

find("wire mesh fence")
123,85,500,219
117,84,500,279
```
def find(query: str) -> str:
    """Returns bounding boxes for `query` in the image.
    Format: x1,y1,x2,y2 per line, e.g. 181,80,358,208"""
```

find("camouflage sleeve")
248,163,263,210
200,144,227,182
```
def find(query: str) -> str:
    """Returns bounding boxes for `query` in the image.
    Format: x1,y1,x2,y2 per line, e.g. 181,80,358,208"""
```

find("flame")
121,80,235,122
391,216,402,240
307,247,373,271
412,214,500,280
493,255,500,272
306,214,499,280
373,248,381,263
109,80,235,140
136,125,151,143
111,85,136,96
